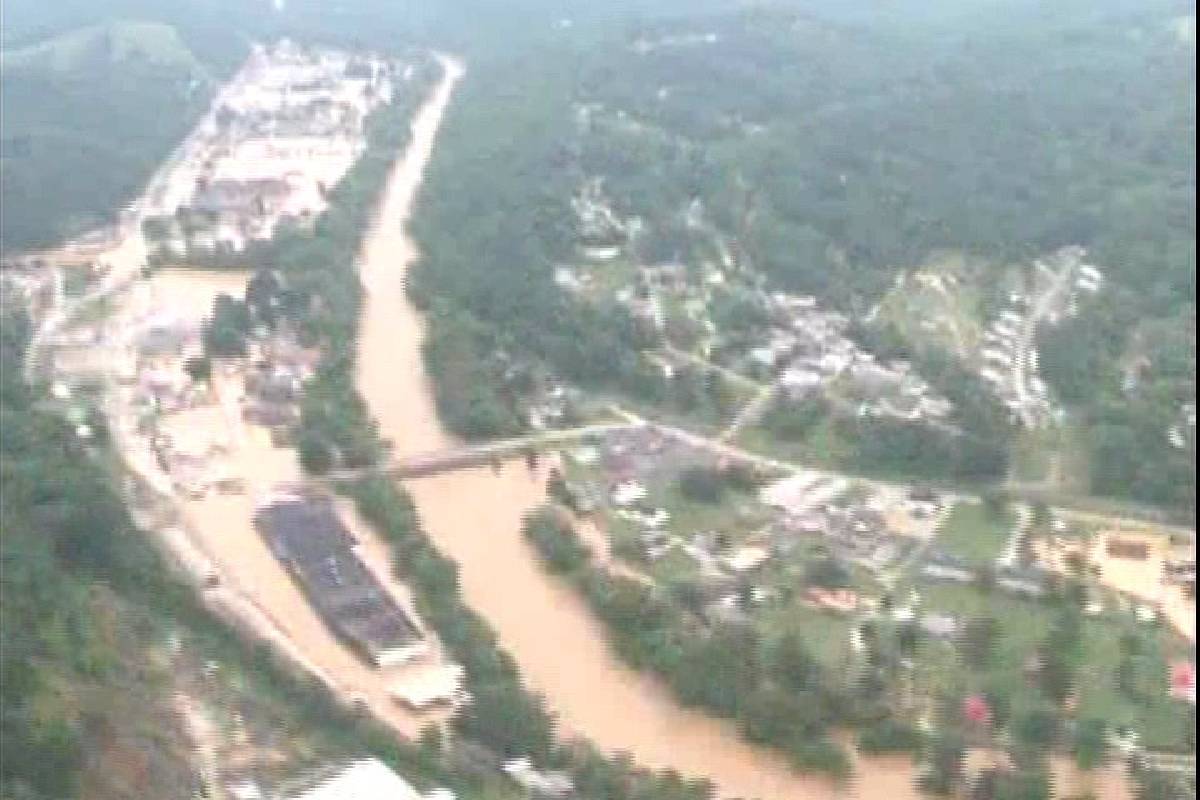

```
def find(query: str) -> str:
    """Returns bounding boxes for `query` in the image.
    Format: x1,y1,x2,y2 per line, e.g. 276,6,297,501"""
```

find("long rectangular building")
254,488,427,667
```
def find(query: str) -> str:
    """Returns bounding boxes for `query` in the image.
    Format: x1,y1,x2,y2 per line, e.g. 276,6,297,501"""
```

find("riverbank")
351,50,1141,800
352,53,929,800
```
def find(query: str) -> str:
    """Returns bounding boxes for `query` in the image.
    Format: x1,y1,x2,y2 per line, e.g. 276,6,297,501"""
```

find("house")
995,566,1046,598
920,613,960,639
502,758,574,799
611,480,647,507
1107,539,1150,560
804,587,859,614
780,367,822,400
723,545,771,574
194,177,291,217
282,758,422,800
909,486,939,504
920,551,975,584
389,663,467,711
963,694,992,727
553,266,586,293
1169,661,1196,704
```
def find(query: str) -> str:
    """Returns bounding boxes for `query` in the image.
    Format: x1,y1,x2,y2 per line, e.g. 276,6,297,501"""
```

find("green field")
914,582,1195,750
935,500,1013,564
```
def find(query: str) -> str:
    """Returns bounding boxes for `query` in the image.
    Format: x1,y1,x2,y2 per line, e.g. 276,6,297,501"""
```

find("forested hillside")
0,20,243,253
409,0,1195,512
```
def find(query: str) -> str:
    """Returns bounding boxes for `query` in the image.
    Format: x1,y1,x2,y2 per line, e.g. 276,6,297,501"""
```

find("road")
719,381,777,443
326,421,645,482
23,49,261,381
1010,260,1075,428
663,345,762,391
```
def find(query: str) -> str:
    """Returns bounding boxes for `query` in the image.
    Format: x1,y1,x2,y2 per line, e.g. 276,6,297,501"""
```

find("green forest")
407,0,1195,514
0,16,254,254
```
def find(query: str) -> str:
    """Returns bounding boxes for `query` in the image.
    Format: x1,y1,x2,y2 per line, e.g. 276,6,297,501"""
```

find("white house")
285,758,422,800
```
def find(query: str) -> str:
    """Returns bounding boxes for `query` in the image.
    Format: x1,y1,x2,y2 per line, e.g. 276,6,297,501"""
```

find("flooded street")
99,266,455,738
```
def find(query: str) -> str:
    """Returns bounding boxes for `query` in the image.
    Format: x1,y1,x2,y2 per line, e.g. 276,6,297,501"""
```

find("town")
2,8,1195,800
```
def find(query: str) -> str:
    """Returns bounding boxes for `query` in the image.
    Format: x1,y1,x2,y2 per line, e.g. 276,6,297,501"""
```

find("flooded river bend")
354,54,1130,800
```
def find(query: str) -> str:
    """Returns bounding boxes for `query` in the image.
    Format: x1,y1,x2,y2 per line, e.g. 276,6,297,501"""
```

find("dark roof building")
254,490,426,667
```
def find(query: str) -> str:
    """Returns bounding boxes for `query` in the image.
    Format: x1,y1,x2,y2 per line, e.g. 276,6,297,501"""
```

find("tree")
245,268,282,328
921,729,967,796
678,466,725,504
959,616,999,669
672,365,706,412
769,630,820,692
203,294,251,357
1038,646,1075,704
763,395,826,441
418,723,443,763
1031,502,1052,531
183,356,212,384
804,555,850,589
297,434,333,475
983,490,1011,521
1012,705,1059,750
522,507,591,574
1072,719,1108,771
547,468,572,508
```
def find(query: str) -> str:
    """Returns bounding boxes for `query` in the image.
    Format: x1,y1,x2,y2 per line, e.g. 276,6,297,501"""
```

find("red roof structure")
963,694,992,727
1169,661,1196,703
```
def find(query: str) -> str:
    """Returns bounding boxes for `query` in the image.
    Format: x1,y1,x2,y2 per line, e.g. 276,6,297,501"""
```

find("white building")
284,758,422,800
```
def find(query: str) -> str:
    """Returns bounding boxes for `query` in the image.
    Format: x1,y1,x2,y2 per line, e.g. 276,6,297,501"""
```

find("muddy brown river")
354,54,1131,800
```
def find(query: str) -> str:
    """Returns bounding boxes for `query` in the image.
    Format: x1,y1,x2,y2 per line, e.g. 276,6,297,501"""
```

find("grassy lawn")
913,582,1195,750
737,416,853,471
760,602,853,670
1074,617,1195,750
935,501,1013,564
872,250,992,359
1010,421,1092,493
737,416,999,494
657,482,772,538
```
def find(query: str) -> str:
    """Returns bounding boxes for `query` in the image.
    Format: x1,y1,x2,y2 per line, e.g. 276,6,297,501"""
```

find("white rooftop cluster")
981,247,1100,429
144,40,400,255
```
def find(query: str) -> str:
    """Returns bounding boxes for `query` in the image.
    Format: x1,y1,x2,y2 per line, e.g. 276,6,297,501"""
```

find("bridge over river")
326,421,646,482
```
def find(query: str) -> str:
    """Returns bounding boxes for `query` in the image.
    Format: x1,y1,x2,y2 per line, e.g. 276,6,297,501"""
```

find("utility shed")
284,758,422,800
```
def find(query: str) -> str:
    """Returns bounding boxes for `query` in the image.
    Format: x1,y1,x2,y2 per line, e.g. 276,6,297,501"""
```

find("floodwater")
119,269,452,738
354,54,918,800
354,54,1133,800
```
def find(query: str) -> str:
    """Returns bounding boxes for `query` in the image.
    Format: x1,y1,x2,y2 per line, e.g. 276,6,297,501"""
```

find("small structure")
502,758,575,799
995,565,1047,598
611,480,648,507
920,551,975,584
723,545,771,574
1169,661,1196,704
390,664,467,712
920,613,960,640
282,758,422,800
804,587,859,614
1107,538,1150,560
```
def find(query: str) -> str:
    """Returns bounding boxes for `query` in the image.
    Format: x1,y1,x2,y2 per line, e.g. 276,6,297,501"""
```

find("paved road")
328,421,646,481
663,345,762,391
1010,260,1075,428
719,381,777,443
